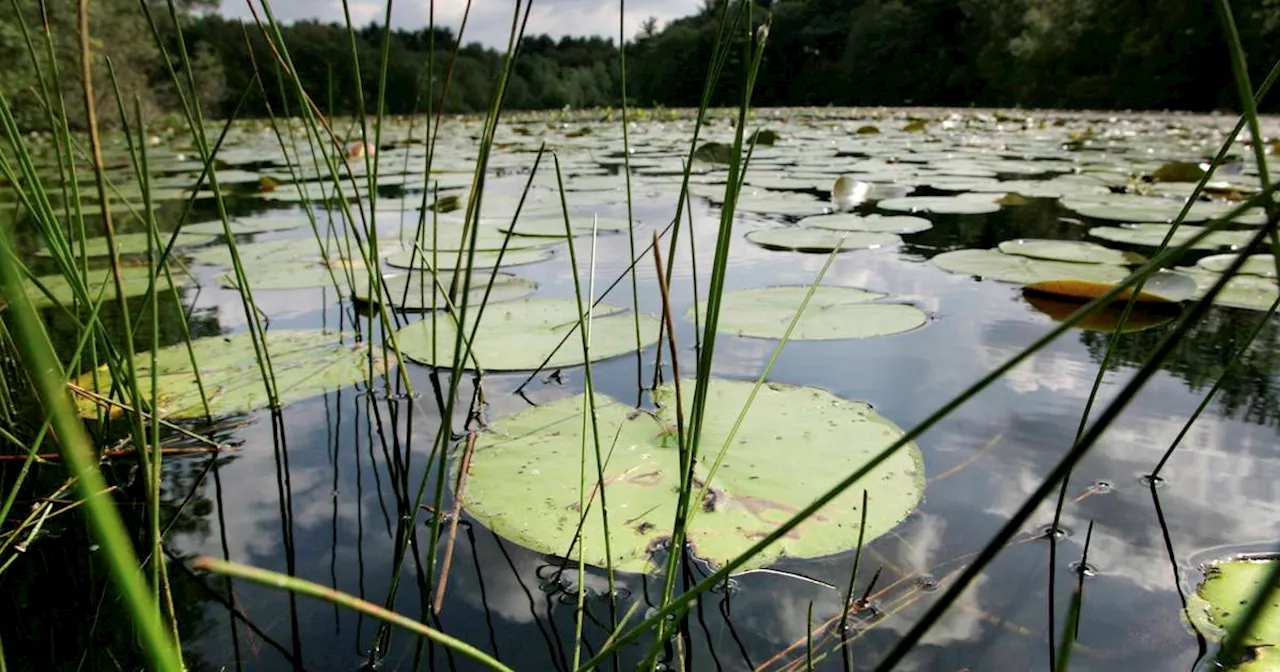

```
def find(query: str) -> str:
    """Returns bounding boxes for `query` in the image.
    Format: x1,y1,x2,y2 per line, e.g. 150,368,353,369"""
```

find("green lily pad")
1088,224,1255,250
745,228,899,253
1062,195,1214,223
998,239,1144,265
182,215,304,236
393,298,660,371
74,330,389,419
1187,556,1280,671
1173,267,1280,311
38,232,215,258
1151,161,1206,183
352,272,536,311
384,246,554,270
499,214,630,238
798,213,932,234
1197,253,1277,278
931,248,1130,285
460,378,926,573
217,258,366,290
877,196,1001,215
693,142,736,164
731,193,829,216
189,238,340,267
5,264,187,311
694,286,927,340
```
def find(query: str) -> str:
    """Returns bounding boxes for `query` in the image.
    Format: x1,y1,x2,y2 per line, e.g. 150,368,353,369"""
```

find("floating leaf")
351,272,536,311
750,129,781,146
394,298,660,371
693,142,736,164
499,214,629,238
1197,253,1277,278
1088,224,1254,250
384,246,554,270
1151,161,1205,183
694,286,927,340
38,232,215,258
217,258,366,290
998,239,1144,265
731,193,829,216
1172,267,1280,311
460,378,926,573
855,125,880,135
182,215,303,236
902,120,928,132
1062,195,1215,223
75,330,388,419
189,238,343,267
878,196,1001,215
931,248,1129,285
745,228,899,253
5,264,186,311
799,213,932,234
1022,271,1195,304
1187,556,1280,671
1022,293,1174,333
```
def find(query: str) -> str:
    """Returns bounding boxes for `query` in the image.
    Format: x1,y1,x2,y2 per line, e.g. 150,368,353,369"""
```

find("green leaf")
1172,267,1280,311
745,228,899,253
877,196,1001,215
384,246,554,270
1187,557,1280,671
692,141,736,164
460,378,926,573
393,298,660,371
351,272,536,311
4,265,186,311
998,238,1144,265
75,330,389,420
1151,161,1206,183
931,248,1130,285
799,213,932,234
182,215,304,236
38,232,215,258
1088,224,1255,250
693,286,927,340
1197,253,1277,278
749,129,781,146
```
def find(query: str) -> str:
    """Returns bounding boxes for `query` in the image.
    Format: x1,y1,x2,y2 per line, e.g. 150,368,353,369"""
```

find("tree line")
4,0,1280,130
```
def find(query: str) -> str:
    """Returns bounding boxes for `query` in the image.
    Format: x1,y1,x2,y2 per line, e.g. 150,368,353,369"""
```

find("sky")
215,0,698,48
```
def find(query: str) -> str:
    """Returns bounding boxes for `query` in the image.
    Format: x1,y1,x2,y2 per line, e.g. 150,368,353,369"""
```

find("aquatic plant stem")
575,190,1277,671
431,431,475,614
191,557,513,671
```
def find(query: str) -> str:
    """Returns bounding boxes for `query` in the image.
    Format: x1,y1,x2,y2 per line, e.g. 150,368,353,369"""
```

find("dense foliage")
4,0,1280,127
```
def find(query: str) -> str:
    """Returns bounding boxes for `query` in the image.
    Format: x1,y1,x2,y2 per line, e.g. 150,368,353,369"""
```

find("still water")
4,109,1279,671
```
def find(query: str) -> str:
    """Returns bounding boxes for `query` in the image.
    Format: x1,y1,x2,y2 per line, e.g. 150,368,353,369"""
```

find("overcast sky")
216,1,697,48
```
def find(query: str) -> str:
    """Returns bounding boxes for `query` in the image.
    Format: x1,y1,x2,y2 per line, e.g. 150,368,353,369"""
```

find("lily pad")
998,239,1144,265
1022,271,1196,304
217,258,366,291
182,215,304,236
694,286,927,340
1173,267,1280,311
1197,253,1277,278
798,213,932,234
459,378,926,573
1088,224,1255,250
74,330,389,419
38,232,215,258
384,246,554,270
877,196,1001,215
1062,195,1214,223
931,248,1130,285
1187,556,1280,671
745,228,899,253
5,264,187,311
499,214,630,238
352,272,536,311
393,298,660,371
1022,293,1175,333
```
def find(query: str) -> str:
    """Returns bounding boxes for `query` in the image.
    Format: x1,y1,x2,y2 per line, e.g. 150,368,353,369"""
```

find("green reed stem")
191,556,512,671
0,217,181,672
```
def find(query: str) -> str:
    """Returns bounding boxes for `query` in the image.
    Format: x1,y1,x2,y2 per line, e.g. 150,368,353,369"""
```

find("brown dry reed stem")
650,230,686,430
432,431,477,614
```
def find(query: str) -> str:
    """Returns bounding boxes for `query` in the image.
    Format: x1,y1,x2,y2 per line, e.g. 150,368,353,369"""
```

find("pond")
4,107,1280,671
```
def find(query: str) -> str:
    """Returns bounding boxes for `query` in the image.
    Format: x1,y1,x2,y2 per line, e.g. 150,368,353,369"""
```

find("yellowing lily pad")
1021,271,1195,304
745,228,899,253
1187,556,1280,671
351,272,536,311
798,213,932,234
694,286,927,340
74,330,389,419
1022,293,1174,333
931,248,1130,285
998,239,1144,265
38,232,215,258
393,298,660,371
460,378,926,573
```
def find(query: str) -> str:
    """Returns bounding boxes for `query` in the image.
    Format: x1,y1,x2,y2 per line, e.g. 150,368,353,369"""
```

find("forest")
4,0,1280,128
